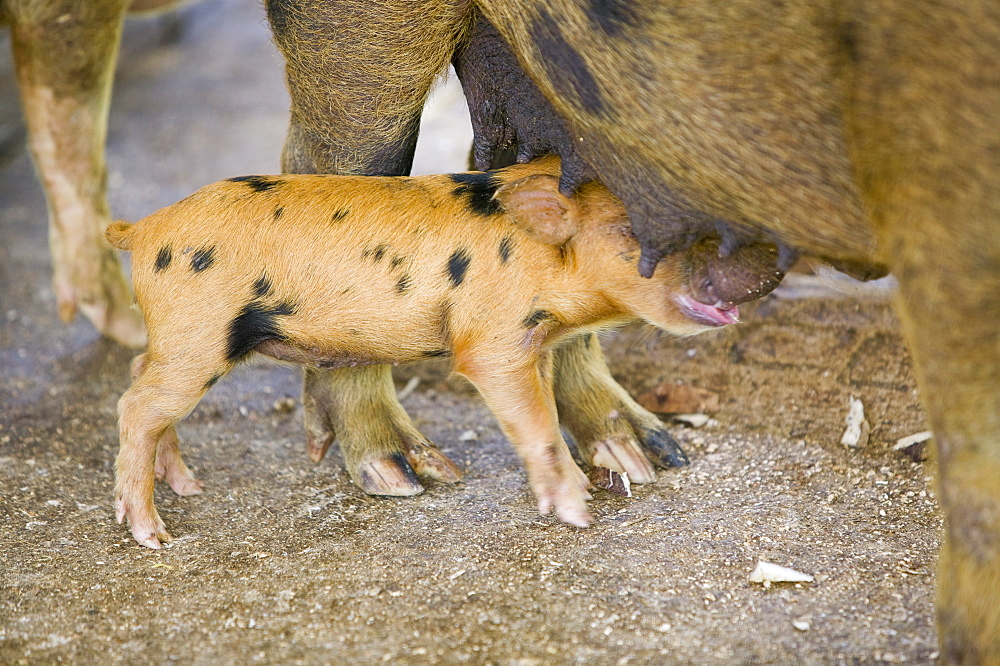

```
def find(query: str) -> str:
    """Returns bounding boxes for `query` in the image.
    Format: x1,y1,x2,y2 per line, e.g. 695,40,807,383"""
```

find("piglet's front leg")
457,350,592,527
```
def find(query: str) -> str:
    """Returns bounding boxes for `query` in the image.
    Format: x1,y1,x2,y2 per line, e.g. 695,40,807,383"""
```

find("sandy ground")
1,1,942,663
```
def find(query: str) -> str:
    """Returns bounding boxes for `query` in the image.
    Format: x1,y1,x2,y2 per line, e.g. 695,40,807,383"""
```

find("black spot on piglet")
253,274,273,298
191,246,216,272
227,299,297,362
523,309,556,328
227,175,285,193
154,245,172,272
204,373,223,391
499,236,513,264
396,274,411,294
449,172,504,217
446,248,471,287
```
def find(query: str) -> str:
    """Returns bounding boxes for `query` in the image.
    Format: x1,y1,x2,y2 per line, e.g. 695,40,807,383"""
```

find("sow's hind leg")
7,0,145,346
266,0,468,493
553,334,690,483
303,367,462,495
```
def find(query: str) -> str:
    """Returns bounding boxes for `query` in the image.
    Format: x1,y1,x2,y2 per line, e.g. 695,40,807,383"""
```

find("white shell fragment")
749,561,815,588
793,620,811,632
588,467,632,497
672,413,711,428
893,431,932,451
840,396,870,448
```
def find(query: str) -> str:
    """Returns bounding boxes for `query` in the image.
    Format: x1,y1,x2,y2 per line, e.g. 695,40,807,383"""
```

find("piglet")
106,156,752,548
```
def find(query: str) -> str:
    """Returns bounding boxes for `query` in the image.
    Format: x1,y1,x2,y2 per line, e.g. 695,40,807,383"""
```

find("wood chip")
749,561,814,587
672,413,711,428
588,467,631,497
637,383,720,414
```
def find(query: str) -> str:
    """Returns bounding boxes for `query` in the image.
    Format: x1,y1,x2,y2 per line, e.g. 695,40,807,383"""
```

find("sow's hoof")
351,440,463,497
638,427,690,469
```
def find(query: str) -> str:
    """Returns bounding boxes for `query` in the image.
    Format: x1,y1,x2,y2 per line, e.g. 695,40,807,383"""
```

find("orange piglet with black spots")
106,156,781,549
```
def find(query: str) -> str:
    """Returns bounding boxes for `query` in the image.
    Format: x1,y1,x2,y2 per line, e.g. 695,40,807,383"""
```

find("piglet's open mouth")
676,295,740,327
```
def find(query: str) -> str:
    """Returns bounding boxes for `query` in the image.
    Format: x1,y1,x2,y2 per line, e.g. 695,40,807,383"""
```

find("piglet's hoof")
530,448,593,527
157,468,204,497
115,496,172,549
154,441,204,496
539,488,593,528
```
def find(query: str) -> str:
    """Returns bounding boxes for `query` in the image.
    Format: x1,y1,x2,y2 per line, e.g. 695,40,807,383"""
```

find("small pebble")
272,397,296,413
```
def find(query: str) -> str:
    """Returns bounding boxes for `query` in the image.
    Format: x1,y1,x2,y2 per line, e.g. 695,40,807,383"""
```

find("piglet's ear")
493,174,580,246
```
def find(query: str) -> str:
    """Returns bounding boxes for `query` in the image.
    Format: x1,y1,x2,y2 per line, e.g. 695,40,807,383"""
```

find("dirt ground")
1,1,942,663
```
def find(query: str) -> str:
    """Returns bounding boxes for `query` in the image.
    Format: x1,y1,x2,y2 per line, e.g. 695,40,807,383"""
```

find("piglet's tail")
105,221,134,250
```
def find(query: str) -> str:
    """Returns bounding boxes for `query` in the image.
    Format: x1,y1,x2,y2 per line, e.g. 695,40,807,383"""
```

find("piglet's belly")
254,338,450,370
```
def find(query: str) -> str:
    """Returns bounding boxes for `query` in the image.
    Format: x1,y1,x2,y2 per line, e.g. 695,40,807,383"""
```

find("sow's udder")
685,237,787,307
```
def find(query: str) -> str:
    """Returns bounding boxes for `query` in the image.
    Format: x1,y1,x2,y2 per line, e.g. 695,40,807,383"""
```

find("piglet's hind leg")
116,359,220,548
154,427,204,497
130,353,203,497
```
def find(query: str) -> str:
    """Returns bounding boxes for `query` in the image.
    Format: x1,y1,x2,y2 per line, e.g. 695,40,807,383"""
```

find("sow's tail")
105,220,134,250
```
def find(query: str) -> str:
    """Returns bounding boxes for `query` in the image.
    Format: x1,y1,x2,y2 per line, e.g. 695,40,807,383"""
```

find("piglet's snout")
675,295,740,328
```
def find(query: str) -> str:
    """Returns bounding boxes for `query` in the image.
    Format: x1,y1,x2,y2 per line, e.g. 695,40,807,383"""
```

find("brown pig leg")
891,207,1000,664
848,5,1000,659
266,0,470,493
7,0,145,347
303,367,461,496
457,349,592,526
553,334,690,484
